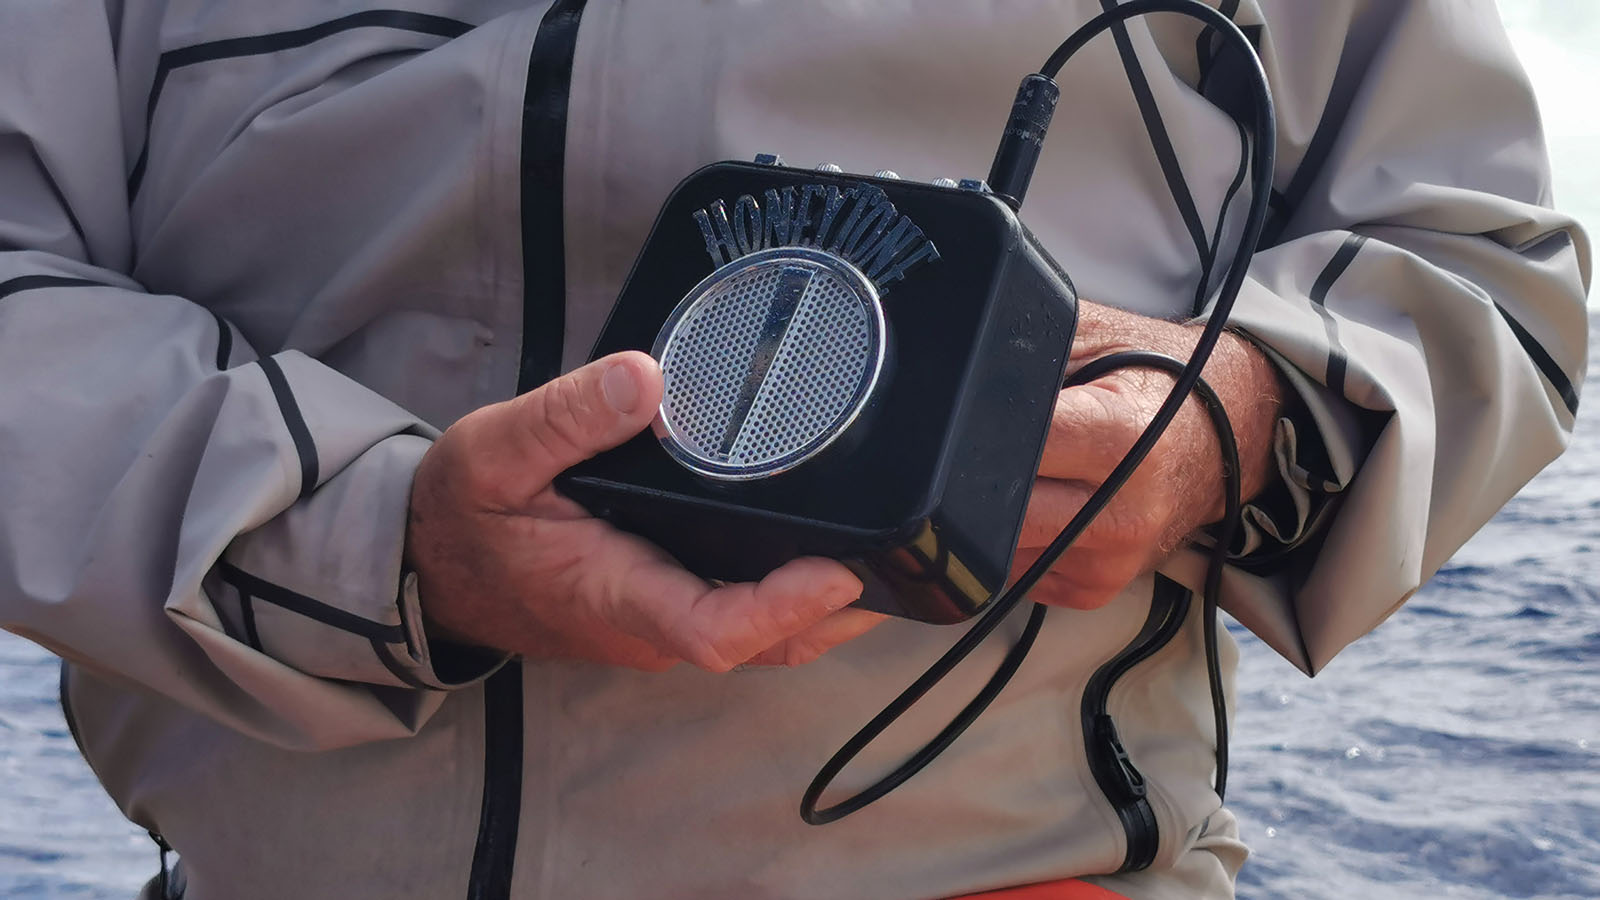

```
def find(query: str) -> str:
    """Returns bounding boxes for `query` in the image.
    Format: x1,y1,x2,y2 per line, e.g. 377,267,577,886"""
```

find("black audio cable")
802,0,1271,825
802,355,1242,823
1066,350,1243,803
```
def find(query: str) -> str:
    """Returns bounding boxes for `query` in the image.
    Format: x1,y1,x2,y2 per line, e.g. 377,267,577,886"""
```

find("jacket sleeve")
0,0,499,752
1170,0,1591,674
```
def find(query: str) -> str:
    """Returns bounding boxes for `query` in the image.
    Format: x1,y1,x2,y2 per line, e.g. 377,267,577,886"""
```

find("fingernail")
602,362,639,413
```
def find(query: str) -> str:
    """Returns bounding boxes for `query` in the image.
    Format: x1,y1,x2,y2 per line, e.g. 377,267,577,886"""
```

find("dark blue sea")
1225,311,1600,900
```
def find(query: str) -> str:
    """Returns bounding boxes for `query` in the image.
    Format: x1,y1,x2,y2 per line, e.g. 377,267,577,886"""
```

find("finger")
664,557,863,673
1009,543,1145,590
1017,477,1093,548
1018,478,1166,550
494,351,664,490
1036,384,1145,482
578,530,862,673
742,608,888,667
1007,545,1145,610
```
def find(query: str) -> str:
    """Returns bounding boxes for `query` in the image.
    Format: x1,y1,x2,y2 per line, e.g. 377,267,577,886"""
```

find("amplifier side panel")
926,229,1079,614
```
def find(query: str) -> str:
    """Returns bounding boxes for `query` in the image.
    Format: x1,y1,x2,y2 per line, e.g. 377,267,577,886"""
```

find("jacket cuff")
1221,335,1366,567
398,570,508,687
214,353,505,691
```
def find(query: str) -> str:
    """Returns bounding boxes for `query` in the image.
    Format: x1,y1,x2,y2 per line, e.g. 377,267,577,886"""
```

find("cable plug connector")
987,73,1060,209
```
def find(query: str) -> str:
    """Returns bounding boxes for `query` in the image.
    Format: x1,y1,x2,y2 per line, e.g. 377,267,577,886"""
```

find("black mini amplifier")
560,156,1077,623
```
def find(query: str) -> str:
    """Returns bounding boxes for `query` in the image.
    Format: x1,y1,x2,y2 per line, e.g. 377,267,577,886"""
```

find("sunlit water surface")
1,2,1595,897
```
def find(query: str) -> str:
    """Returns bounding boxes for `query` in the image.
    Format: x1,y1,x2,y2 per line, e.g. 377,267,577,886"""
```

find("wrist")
403,456,488,651
1200,327,1286,504
1153,324,1286,541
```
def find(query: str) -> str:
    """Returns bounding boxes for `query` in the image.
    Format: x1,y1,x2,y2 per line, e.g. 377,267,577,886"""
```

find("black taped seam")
371,638,436,689
1099,0,1209,267
1194,0,1241,91
467,4,589,898
1,279,237,373
255,356,319,498
0,275,111,300
209,310,235,369
239,592,263,651
58,663,89,763
1269,54,1357,243
217,561,406,644
129,10,475,197
1306,233,1366,397
1261,7,1400,245
1495,303,1580,416
466,662,525,900
516,0,589,393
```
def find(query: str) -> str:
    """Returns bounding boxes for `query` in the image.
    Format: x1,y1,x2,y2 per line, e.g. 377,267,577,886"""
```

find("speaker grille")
654,248,885,480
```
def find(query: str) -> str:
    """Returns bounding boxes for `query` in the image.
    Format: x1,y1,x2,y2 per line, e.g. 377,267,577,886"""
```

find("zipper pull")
148,831,173,899
1092,714,1147,805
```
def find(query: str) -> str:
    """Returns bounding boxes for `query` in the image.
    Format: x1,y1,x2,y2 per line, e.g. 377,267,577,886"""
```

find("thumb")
501,350,664,489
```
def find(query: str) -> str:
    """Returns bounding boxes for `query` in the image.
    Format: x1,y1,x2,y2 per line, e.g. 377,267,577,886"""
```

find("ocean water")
1,2,1596,898
1227,6,1600,896
1228,311,1600,900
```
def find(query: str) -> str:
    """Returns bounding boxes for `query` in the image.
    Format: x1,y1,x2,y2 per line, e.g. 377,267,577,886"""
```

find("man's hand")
405,351,880,671
1014,300,1286,610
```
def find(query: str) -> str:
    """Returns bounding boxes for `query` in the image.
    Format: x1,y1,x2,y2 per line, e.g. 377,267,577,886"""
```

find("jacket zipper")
467,663,525,900
516,0,589,396
1080,575,1191,873
466,1,590,898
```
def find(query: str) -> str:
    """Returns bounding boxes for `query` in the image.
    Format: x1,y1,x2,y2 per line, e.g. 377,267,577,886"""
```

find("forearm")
1066,299,1287,540
1186,324,1287,519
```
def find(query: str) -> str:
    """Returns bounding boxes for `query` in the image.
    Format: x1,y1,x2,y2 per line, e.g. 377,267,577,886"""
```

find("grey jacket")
0,1,1588,898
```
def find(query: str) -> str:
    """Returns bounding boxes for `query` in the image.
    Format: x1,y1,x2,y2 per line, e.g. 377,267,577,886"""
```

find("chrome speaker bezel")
650,246,887,482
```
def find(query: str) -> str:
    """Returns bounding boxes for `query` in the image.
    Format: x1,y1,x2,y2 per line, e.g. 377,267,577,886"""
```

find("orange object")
949,879,1128,900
